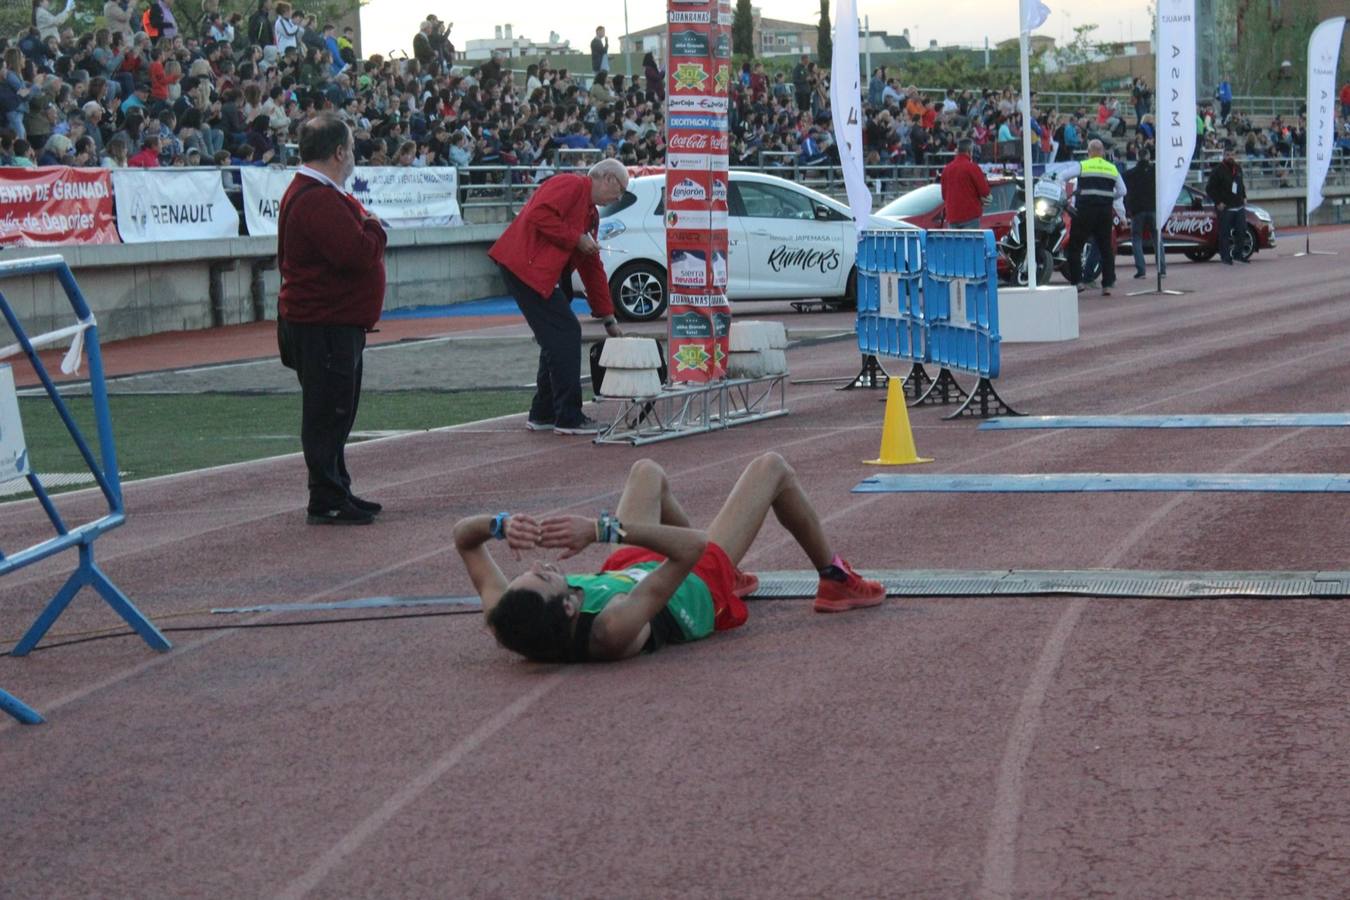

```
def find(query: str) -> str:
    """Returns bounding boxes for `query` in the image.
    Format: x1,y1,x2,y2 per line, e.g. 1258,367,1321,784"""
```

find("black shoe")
307,504,375,526
349,495,383,514
1133,272,1147,279
554,415,602,435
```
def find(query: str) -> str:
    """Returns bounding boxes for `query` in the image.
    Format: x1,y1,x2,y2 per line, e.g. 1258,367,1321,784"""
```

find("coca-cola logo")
1164,215,1214,236
767,245,841,273
667,133,729,152
670,178,707,202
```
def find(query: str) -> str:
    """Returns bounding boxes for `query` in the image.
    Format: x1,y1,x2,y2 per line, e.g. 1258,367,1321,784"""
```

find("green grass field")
13,390,533,488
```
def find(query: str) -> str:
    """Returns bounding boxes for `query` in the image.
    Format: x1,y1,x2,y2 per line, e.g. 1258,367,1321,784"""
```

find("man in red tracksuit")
940,138,991,229
276,113,388,525
489,158,626,435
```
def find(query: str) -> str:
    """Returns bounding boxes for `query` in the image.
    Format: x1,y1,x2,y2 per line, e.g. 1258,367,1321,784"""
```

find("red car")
874,178,1025,278
1115,183,1276,263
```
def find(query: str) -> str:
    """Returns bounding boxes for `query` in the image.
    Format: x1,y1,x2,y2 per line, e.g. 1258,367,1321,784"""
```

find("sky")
360,0,1156,61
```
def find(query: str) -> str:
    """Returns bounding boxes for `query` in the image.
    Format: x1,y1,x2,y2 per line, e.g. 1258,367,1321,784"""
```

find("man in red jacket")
276,113,388,525
489,158,626,435
939,138,991,229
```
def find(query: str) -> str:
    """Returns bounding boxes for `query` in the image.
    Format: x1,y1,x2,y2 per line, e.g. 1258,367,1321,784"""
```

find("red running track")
3,233,1350,897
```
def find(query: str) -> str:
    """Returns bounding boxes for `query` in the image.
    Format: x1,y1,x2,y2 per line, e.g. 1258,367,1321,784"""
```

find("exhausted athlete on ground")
453,453,886,663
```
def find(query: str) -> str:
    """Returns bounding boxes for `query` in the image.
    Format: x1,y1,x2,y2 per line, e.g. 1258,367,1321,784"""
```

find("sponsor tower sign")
665,0,732,382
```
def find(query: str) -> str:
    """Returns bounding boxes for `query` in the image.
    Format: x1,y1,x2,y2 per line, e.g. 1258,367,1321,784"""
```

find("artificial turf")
11,390,533,490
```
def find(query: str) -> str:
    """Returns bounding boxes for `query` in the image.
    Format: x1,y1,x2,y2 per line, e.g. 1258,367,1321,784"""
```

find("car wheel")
1233,226,1257,262
838,266,859,310
610,261,667,322
1184,247,1217,262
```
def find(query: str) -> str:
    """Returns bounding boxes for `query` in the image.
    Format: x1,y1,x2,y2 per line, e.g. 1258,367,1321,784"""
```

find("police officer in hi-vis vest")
1062,139,1127,296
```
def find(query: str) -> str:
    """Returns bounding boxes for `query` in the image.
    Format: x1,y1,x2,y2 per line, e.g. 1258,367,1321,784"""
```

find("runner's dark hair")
487,588,574,663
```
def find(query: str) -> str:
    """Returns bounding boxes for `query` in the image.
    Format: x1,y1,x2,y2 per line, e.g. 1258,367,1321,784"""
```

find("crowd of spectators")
0,1,1346,184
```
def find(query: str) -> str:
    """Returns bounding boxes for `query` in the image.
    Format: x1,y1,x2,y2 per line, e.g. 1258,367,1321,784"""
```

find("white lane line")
975,426,1311,900
275,670,570,900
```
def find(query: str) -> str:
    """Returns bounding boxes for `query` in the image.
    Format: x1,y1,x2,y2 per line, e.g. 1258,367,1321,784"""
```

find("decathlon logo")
670,178,707,202
669,115,726,131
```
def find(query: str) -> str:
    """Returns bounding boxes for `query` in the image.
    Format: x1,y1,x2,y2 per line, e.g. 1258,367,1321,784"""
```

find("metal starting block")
593,374,788,445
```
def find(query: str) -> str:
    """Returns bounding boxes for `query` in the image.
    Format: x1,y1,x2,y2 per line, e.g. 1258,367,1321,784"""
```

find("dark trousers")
277,319,365,511
1067,204,1117,288
1218,206,1245,262
1131,211,1166,275
498,265,585,427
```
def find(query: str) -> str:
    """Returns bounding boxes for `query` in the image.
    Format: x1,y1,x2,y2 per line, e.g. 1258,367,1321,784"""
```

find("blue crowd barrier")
0,255,170,723
854,228,1021,418
924,229,1001,380
856,229,927,362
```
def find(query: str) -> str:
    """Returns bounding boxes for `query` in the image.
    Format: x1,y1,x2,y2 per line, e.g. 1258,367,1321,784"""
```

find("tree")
733,0,754,59
816,0,831,64
1216,0,1320,96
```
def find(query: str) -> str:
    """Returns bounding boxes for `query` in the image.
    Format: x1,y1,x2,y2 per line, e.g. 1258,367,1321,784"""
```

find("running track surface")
4,235,1350,897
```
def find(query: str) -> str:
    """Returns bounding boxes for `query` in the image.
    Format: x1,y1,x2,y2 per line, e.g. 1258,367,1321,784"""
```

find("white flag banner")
240,166,463,235
1306,16,1346,216
240,166,296,236
1155,0,1197,229
1020,0,1051,34
830,0,870,234
111,169,240,243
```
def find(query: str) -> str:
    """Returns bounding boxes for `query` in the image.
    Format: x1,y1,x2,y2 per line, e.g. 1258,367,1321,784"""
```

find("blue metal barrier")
924,229,1001,380
0,255,170,723
854,228,1021,418
856,229,927,363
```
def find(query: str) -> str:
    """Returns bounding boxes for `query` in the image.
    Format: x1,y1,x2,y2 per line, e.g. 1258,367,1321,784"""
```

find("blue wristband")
490,512,510,540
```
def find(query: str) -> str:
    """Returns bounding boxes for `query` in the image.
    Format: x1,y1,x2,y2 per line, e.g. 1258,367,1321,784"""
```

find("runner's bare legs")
706,452,832,569
614,459,692,528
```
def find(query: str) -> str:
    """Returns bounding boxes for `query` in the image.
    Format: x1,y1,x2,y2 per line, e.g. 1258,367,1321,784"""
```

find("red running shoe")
732,570,759,598
813,561,886,613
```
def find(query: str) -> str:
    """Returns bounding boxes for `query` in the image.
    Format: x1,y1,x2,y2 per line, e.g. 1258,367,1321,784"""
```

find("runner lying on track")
453,452,886,663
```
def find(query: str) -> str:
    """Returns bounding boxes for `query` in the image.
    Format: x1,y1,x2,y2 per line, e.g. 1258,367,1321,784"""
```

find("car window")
989,183,1018,212
736,181,816,220
876,183,943,217
599,190,638,218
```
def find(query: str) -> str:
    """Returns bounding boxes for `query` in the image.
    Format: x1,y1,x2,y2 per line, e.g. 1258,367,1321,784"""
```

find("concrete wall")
0,223,507,344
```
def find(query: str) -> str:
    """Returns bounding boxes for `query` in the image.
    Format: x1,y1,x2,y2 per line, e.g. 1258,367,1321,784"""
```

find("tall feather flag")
1021,0,1051,33
830,0,870,233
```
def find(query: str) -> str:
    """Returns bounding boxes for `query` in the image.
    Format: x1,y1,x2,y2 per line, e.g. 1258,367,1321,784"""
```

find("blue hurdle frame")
0,256,170,723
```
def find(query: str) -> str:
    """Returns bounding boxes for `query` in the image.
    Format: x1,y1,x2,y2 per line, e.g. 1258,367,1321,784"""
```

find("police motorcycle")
998,176,1068,286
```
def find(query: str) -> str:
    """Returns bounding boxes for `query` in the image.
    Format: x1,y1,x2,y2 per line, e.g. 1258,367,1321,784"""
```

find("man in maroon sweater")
489,158,626,435
276,113,388,525
940,138,991,229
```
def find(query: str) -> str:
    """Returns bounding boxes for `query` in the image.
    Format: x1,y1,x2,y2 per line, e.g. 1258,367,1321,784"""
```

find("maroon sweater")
277,173,387,329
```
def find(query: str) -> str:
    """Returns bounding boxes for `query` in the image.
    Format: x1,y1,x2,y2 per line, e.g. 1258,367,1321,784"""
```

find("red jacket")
488,173,614,317
277,173,387,329
940,154,991,224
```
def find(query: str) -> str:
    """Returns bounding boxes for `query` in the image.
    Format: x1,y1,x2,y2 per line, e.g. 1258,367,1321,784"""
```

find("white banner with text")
1155,0,1197,226
111,169,240,243
241,166,462,236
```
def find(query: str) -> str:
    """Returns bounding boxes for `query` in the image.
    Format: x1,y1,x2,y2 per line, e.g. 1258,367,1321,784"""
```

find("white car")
574,171,910,321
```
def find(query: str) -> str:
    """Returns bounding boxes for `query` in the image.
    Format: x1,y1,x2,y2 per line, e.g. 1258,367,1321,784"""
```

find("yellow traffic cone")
865,378,933,466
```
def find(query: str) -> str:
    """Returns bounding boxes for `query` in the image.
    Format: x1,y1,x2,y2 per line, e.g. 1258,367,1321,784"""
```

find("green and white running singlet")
567,561,715,642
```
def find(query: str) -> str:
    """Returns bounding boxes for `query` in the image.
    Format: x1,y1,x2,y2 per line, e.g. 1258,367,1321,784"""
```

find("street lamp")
623,0,632,78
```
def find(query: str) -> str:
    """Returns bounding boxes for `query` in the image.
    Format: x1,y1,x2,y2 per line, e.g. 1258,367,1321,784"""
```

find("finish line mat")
980,414,1350,430
208,569,1350,612
853,473,1350,493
